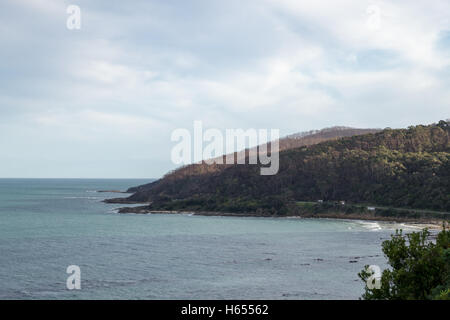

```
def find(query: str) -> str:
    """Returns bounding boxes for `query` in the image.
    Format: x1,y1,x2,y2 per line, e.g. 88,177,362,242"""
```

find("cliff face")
110,121,450,214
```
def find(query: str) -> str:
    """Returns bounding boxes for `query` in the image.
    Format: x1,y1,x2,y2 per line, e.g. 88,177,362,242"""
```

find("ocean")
0,179,413,299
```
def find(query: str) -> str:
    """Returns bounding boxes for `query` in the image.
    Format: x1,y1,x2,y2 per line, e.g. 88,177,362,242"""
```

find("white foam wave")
357,221,382,231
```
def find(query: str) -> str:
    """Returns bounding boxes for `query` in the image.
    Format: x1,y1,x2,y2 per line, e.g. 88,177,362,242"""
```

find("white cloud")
33,109,164,140
0,0,449,177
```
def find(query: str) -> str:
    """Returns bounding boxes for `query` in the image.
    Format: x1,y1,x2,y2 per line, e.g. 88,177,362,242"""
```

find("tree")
359,226,450,300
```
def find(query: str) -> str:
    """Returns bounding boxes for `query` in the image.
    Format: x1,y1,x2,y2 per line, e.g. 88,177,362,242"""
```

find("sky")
0,0,449,178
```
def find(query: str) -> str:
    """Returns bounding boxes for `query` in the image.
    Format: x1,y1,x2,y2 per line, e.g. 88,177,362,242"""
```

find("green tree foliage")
359,226,450,300
125,121,450,214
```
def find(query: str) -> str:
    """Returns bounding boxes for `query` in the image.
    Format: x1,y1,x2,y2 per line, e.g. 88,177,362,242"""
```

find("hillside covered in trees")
109,121,450,216
127,126,380,193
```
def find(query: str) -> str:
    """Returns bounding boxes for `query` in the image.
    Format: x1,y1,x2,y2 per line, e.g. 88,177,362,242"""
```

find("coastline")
116,205,447,230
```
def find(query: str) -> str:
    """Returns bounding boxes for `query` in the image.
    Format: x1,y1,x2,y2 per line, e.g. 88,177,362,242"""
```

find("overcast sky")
0,0,449,178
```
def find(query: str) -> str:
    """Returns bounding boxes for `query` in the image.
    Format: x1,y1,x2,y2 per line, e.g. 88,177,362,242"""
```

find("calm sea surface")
0,179,412,299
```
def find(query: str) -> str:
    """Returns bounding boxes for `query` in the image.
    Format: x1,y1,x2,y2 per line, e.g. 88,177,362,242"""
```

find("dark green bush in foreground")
359,226,450,300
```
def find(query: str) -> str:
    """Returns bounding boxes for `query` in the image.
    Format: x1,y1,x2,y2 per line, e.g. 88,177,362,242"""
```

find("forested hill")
115,121,450,214
127,126,380,193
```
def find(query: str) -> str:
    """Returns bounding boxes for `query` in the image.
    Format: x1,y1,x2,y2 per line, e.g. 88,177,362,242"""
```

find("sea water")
0,179,413,299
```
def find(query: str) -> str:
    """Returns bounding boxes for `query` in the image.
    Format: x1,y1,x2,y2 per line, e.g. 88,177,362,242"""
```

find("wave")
356,221,382,231
356,220,426,232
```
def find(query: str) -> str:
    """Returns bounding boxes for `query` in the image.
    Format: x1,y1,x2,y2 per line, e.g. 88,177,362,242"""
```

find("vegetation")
122,121,449,215
128,126,380,193
292,201,450,220
359,226,450,300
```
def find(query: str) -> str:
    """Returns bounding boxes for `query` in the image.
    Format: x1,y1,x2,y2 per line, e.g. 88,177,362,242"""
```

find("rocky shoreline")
115,205,447,229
